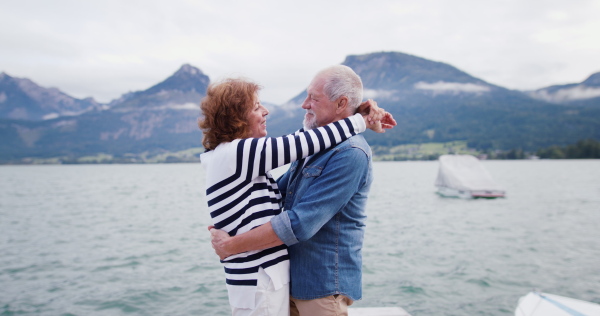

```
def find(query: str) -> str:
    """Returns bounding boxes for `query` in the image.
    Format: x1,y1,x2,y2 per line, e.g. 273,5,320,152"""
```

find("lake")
1,160,599,315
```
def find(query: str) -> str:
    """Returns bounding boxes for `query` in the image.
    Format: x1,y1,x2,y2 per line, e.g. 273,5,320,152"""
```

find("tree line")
536,139,600,159
475,139,600,160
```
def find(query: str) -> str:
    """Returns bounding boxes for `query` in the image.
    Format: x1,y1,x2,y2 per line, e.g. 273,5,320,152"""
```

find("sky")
1,0,600,104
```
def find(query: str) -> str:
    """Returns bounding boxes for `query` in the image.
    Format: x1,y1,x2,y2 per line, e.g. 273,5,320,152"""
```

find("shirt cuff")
352,113,366,133
271,211,299,246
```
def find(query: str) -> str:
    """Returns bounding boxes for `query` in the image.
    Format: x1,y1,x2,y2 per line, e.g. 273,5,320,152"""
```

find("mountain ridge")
0,72,101,121
267,52,600,152
1,52,599,162
527,71,600,106
108,64,210,111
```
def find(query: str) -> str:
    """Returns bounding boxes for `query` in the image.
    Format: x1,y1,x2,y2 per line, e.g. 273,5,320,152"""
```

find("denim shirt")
271,134,373,301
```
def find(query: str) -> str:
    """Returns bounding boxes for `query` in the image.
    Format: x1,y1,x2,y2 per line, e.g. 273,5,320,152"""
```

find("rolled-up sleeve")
271,211,299,246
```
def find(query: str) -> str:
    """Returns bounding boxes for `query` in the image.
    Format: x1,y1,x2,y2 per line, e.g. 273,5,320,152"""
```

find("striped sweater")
200,113,366,308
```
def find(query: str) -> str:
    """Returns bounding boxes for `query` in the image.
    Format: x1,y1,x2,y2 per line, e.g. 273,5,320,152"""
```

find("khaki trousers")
290,295,354,316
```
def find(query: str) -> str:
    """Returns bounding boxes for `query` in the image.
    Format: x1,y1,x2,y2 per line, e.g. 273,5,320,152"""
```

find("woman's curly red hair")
198,78,261,150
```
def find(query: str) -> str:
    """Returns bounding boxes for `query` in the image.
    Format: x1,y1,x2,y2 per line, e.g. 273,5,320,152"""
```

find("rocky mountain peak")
284,51,497,107
175,64,204,77
145,64,209,94
108,64,210,110
582,72,600,87
342,51,490,91
0,72,99,120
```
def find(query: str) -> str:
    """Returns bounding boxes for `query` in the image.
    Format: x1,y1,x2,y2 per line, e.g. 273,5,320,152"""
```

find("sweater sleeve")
242,113,366,178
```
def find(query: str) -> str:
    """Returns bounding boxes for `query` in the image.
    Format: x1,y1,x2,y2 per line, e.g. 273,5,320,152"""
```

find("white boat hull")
436,186,505,199
515,291,600,316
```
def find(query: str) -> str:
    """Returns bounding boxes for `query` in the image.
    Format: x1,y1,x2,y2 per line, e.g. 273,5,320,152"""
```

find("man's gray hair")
317,65,363,111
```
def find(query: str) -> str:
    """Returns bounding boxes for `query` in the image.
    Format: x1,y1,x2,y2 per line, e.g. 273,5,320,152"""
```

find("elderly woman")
199,78,388,316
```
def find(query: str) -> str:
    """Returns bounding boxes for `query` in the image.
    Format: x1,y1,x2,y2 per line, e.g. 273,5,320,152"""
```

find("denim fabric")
271,134,373,301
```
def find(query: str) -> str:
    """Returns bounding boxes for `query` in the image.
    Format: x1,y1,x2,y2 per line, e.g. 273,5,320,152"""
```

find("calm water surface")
1,160,599,315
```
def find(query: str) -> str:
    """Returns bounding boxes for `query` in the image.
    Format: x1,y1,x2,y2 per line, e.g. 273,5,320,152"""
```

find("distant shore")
3,139,599,165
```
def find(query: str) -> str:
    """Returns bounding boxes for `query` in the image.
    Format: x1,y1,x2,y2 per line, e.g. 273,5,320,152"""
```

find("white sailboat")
435,154,505,199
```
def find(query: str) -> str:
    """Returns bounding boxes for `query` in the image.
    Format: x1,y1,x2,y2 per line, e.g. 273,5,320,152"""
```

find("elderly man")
210,65,396,316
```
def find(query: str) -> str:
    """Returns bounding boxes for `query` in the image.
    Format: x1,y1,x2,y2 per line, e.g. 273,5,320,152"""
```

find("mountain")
0,72,100,120
283,52,498,107
108,64,210,111
1,53,600,163
268,52,600,151
0,65,207,161
526,72,600,107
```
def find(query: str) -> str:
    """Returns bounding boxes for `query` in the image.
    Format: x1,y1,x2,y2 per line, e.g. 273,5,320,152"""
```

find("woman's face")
246,92,269,138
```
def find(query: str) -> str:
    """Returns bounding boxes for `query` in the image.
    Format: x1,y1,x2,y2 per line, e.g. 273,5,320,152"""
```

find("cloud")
43,113,60,120
363,89,397,99
162,103,200,110
531,86,600,102
1,0,600,105
414,81,491,94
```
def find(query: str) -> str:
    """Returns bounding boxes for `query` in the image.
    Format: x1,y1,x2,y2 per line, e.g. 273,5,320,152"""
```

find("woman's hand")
358,99,397,133
380,111,397,130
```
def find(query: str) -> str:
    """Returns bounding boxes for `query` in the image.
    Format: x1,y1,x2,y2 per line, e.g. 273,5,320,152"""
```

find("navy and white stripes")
200,113,365,308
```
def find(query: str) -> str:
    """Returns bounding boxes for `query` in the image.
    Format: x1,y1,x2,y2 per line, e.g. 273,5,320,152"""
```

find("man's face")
302,76,337,130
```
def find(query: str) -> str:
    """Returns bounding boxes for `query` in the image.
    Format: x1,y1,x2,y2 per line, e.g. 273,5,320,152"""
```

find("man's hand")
357,99,397,133
208,226,233,260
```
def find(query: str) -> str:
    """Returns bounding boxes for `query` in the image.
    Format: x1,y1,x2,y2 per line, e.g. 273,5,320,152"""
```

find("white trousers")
231,267,290,316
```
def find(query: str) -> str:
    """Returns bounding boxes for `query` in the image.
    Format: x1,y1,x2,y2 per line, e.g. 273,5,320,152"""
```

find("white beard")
303,111,318,130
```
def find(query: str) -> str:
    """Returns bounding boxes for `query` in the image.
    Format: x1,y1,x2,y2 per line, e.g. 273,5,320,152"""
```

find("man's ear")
336,96,349,114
